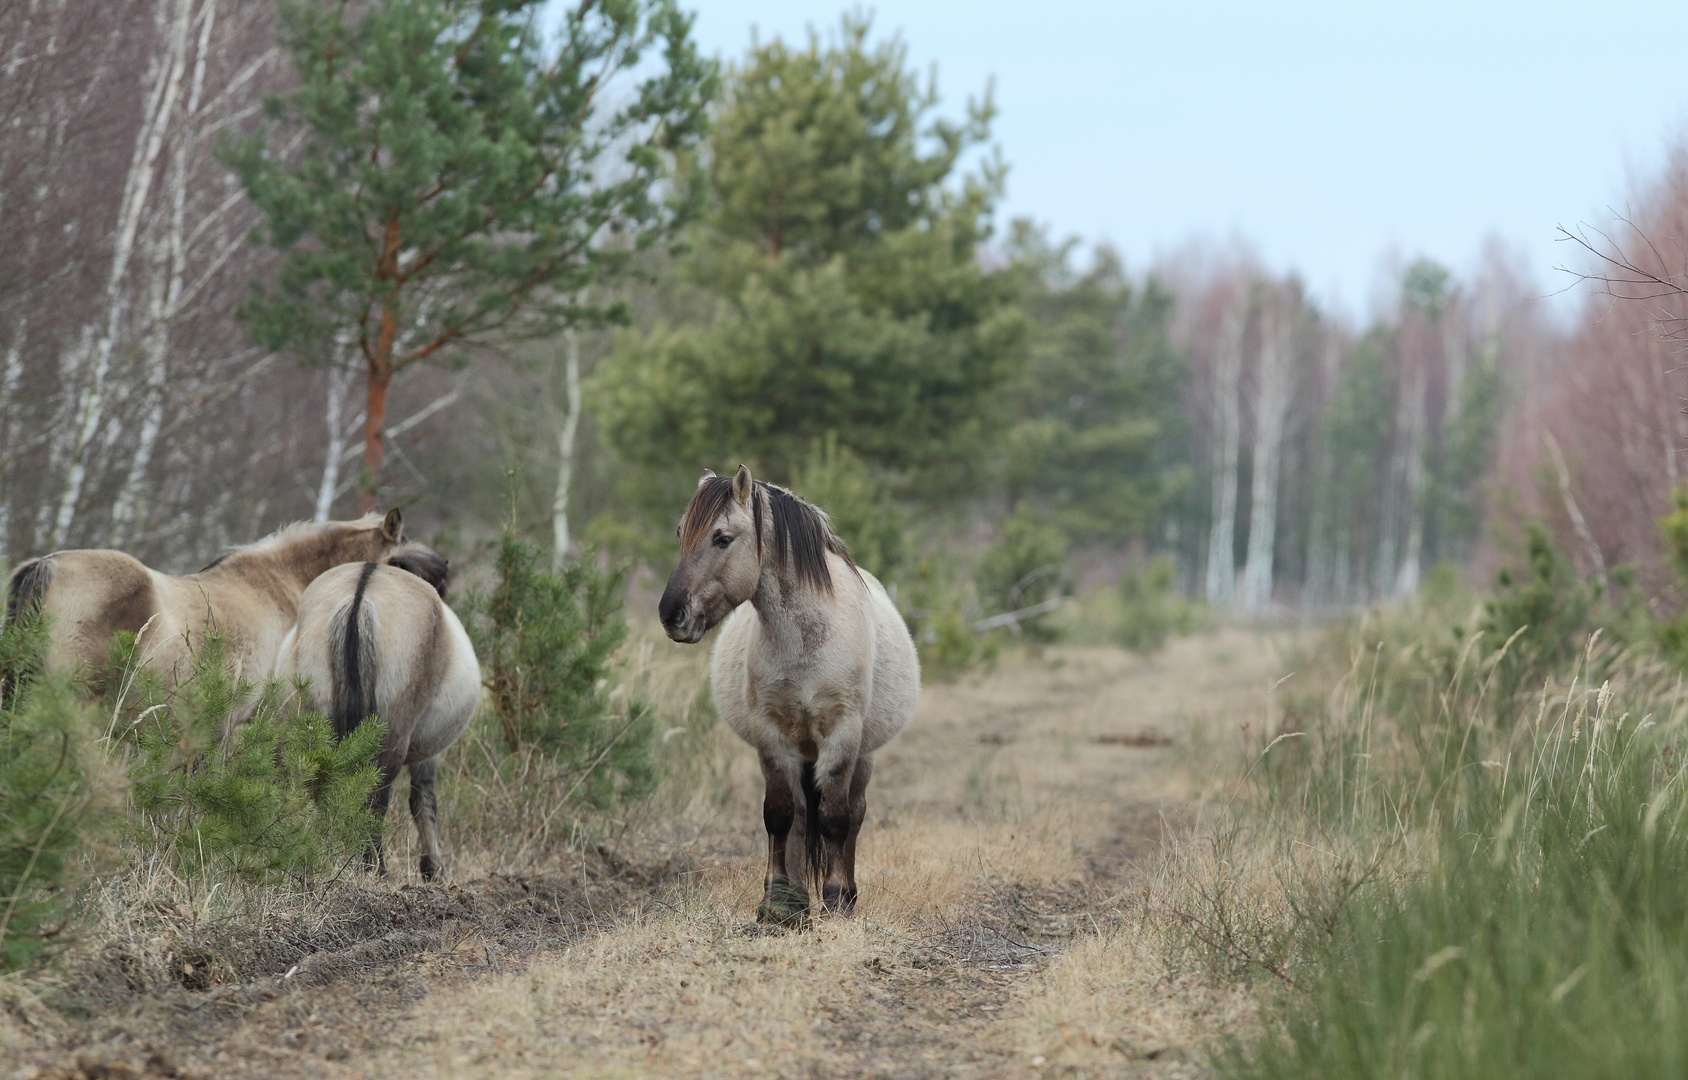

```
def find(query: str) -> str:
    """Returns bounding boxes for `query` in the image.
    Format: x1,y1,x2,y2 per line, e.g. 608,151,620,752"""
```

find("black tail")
5,557,54,628
801,760,826,898
328,563,380,740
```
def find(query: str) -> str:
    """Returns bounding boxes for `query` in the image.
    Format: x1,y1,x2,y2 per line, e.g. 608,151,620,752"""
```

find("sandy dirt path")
24,628,1284,1080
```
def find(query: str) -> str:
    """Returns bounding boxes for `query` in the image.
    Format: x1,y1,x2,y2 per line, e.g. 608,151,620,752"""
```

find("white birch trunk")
313,355,356,522
1390,364,1428,598
111,0,215,545
1203,302,1246,611
51,0,192,546
1240,302,1292,614
551,325,583,572
0,324,24,559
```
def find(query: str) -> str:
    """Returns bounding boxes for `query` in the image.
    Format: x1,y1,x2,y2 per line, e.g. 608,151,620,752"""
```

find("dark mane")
680,477,854,594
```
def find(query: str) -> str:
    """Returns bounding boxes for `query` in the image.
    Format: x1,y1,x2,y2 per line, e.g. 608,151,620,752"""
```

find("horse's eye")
713,532,733,549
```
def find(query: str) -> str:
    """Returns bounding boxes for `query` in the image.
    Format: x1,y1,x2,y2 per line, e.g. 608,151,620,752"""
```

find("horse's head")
386,541,450,599
660,466,761,643
353,507,407,562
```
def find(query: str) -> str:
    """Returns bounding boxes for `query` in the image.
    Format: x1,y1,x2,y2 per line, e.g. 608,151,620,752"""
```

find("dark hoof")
821,883,858,916
419,855,439,881
756,879,810,927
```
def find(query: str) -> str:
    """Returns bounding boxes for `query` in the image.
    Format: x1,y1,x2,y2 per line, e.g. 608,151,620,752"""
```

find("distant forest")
4,0,1685,619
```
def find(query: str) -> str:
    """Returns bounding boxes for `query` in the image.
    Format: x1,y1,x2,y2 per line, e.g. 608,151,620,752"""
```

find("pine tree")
594,14,1022,497
1001,222,1187,542
0,614,115,969
121,636,387,882
226,0,715,509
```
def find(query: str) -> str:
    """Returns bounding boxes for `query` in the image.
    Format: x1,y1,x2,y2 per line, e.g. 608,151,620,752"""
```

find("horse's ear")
380,507,403,543
697,468,716,489
732,464,753,507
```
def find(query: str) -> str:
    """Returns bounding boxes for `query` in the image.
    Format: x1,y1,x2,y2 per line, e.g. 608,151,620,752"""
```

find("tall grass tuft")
1214,584,1688,1078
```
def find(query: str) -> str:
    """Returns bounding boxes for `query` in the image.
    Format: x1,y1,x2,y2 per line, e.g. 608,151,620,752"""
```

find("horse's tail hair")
328,563,380,741
801,760,826,898
5,557,54,628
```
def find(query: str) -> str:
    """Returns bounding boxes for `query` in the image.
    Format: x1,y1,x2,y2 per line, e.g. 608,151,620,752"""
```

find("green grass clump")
1220,581,1688,1078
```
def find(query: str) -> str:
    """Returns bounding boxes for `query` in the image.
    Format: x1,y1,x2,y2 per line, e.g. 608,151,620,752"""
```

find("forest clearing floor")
10,627,1289,1080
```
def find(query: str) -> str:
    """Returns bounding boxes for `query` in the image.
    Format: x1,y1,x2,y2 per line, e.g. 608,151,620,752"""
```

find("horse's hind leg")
836,754,873,915
365,741,408,874
755,752,808,925
408,755,443,881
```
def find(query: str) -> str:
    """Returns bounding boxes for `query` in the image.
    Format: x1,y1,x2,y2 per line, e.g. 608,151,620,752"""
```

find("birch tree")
1203,300,1246,611
551,322,583,570
1239,292,1295,614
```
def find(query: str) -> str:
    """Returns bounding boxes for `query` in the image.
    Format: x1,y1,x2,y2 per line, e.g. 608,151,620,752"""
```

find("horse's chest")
753,681,843,758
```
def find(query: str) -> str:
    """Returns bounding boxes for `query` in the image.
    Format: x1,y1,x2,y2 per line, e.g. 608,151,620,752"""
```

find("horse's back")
13,549,168,675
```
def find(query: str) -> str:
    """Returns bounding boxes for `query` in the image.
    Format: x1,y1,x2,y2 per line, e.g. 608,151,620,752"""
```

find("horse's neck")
211,532,346,595
749,566,836,659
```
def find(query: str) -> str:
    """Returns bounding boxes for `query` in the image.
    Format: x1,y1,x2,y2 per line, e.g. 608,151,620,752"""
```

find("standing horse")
5,510,406,686
659,466,920,922
273,543,480,880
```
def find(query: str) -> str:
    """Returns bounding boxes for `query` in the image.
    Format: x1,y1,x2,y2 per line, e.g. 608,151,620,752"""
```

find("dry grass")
12,623,1296,1078
340,627,1289,1080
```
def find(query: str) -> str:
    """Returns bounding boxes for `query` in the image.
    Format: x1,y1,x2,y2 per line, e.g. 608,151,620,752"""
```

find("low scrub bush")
900,553,998,679
974,506,1069,643
0,614,116,970
467,526,656,810
113,634,385,883
1116,556,1199,654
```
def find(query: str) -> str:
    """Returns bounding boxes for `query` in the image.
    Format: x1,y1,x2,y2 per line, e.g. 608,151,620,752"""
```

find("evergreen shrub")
115,634,385,883
0,614,115,970
469,528,656,808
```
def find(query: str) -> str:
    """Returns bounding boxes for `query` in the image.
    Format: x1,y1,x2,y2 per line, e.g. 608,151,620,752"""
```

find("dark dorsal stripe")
680,477,853,595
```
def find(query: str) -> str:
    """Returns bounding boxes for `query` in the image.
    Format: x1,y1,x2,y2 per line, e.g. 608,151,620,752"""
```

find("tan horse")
274,543,480,880
659,466,920,923
5,510,406,686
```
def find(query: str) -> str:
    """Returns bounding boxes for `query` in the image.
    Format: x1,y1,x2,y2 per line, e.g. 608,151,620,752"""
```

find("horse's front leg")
837,754,873,915
813,730,865,914
755,751,808,925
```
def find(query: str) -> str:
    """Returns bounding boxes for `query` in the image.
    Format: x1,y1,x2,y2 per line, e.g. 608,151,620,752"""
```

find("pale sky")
674,1,1688,319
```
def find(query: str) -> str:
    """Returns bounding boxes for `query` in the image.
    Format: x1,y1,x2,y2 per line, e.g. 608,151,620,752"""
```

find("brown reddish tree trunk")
359,358,392,514
360,219,402,514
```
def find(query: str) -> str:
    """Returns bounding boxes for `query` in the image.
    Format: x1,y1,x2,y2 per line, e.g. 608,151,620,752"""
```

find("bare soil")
6,627,1285,1079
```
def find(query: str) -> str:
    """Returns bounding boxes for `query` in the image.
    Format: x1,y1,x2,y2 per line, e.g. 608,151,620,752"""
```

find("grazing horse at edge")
274,543,480,880
660,465,920,923
5,510,408,688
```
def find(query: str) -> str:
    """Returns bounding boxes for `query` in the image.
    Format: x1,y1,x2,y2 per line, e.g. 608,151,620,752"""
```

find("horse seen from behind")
660,465,920,924
273,542,480,880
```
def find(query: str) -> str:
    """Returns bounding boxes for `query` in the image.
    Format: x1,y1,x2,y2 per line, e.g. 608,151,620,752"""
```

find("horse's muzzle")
658,587,703,644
